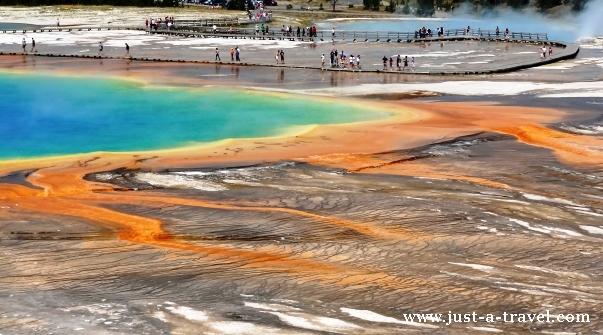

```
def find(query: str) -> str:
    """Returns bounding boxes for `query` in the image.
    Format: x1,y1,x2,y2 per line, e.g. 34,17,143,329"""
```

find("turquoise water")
0,23,36,30
0,73,390,160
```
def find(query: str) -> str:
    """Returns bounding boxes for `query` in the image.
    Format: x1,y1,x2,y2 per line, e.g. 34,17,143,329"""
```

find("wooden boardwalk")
0,26,578,75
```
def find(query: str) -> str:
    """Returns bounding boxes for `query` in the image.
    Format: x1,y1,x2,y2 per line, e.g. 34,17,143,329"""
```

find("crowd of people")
382,55,415,71
323,49,361,69
277,25,318,38
247,7,272,21
146,17,176,31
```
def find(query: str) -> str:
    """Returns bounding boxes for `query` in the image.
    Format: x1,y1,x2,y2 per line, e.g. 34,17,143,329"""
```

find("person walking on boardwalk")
124,43,131,58
230,48,235,61
215,47,220,61
548,46,553,57
275,50,280,64
98,42,104,56
21,38,26,53
255,24,259,35
261,24,265,35
57,18,60,28
396,55,401,71
280,50,285,64
235,47,240,61
382,55,388,70
389,57,393,70
321,53,325,68
332,27,335,38
411,56,416,71
356,54,361,69
403,56,409,71
496,26,500,37
31,38,37,53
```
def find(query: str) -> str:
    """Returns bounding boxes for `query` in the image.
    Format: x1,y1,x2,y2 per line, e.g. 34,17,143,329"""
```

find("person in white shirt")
21,38,26,52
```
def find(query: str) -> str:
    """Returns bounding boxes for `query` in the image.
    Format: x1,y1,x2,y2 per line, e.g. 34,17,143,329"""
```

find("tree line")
362,0,588,14
0,0,180,6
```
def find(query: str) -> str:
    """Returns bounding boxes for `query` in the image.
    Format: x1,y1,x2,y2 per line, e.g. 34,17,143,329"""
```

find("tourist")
281,25,285,37
255,24,259,35
389,57,393,70
321,53,325,68
145,19,149,30
98,42,104,56
57,18,60,28
382,56,388,70
297,27,300,37
350,55,355,69
276,50,280,64
124,43,130,58
329,50,334,67
261,24,265,35
548,47,553,57
235,47,240,61
280,50,285,64
356,55,360,69
411,56,416,71
31,38,37,53
496,26,500,37
505,28,509,38
403,56,408,71
212,24,217,34
215,47,220,61
21,38,26,53
332,27,335,38
231,48,235,61
396,55,401,71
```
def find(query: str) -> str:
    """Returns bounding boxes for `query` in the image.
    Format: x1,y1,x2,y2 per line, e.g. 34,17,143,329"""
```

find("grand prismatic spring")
1,5,603,335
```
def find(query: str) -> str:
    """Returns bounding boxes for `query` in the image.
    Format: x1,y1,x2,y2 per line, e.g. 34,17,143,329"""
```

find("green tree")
416,0,434,15
507,0,529,8
227,0,245,10
535,0,562,11
571,0,586,10
386,0,396,11
363,0,379,9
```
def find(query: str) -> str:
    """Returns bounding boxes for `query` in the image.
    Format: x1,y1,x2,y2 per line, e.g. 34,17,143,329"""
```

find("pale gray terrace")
0,28,573,74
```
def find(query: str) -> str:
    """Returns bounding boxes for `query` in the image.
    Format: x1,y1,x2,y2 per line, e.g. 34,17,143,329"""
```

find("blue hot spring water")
0,72,390,160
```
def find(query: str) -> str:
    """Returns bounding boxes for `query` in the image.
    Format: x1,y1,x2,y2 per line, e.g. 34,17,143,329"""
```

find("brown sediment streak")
305,153,519,191
12,195,433,292
0,183,43,199
74,192,431,242
492,125,603,165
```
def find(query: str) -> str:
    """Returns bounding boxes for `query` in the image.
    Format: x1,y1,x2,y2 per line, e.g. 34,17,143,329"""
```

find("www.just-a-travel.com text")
402,311,589,326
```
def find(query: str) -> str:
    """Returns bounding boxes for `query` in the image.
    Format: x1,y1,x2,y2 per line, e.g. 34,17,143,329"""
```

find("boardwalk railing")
172,17,241,27
447,28,548,40
155,27,548,42
0,25,547,42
